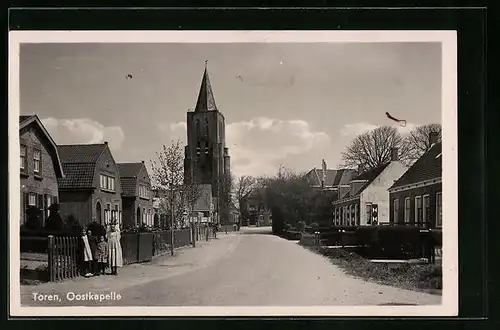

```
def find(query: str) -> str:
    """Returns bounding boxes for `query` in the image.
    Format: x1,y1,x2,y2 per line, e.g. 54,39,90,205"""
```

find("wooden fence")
21,225,217,283
47,235,80,282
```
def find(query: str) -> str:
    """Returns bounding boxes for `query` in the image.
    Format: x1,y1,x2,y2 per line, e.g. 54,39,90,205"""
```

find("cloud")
340,121,417,137
164,116,331,177
41,117,125,150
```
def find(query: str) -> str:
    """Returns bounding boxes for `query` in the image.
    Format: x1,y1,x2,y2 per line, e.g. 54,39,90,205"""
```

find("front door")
96,202,102,224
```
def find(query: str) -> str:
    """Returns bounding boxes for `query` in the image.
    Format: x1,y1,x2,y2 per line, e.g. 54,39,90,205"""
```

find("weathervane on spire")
205,60,208,69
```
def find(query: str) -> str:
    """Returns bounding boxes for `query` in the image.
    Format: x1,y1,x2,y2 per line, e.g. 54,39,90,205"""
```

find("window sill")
34,174,43,181
101,188,116,193
139,196,150,200
20,172,29,179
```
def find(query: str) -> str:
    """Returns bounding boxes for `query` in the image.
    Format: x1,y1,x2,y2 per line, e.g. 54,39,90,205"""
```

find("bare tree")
150,139,185,256
235,175,256,209
234,175,256,226
400,124,442,166
183,181,203,247
341,126,404,170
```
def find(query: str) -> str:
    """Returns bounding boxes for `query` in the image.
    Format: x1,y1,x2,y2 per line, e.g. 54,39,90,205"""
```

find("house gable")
93,144,122,196
19,115,64,178
359,161,408,225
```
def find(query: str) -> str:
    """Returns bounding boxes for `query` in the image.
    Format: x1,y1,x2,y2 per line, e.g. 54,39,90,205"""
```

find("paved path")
21,228,441,306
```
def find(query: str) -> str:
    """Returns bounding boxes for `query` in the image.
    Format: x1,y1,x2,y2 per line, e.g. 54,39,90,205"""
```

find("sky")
20,42,442,178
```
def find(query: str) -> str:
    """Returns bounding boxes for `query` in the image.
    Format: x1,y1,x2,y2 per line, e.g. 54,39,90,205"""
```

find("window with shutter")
366,203,372,224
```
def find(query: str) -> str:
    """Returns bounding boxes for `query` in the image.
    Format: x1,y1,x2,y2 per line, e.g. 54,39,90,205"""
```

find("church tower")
184,62,231,224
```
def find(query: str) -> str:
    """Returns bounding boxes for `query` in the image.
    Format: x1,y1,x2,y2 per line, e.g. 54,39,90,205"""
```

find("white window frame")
404,197,411,223
415,196,423,224
436,192,443,228
33,149,41,174
28,193,37,206
393,199,399,223
20,145,27,170
423,194,430,224
100,174,116,192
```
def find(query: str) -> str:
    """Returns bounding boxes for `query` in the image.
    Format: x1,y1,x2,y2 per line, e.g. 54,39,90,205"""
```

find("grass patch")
310,246,442,295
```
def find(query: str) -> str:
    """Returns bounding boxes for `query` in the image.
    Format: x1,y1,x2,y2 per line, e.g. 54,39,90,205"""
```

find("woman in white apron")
106,220,123,275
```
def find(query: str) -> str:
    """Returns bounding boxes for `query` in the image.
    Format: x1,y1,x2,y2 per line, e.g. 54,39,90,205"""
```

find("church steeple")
195,61,218,112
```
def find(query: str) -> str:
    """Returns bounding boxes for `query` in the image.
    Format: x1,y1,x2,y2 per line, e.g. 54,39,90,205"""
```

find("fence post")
48,235,55,282
206,226,209,241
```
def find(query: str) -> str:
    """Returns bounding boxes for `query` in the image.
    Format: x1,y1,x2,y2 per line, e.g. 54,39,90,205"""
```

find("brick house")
117,161,154,228
304,160,357,196
19,115,65,226
388,132,442,229
57,142,122,227
332,148,407,226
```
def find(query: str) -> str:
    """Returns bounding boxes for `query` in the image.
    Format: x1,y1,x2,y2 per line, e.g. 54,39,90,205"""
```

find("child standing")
80,228,93,277
96,236,108,275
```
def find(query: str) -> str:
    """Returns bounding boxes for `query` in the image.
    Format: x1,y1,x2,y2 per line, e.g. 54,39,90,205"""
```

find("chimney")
429,131,439,146
141,160,145,164
391,147,399,161
104,141,108,145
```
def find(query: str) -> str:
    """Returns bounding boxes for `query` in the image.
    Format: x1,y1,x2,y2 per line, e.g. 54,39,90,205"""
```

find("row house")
304,159,357,196
19,115,65,226
332,148,407,226
388,132,442,229
190,184,213,223
57,142,122,227
117,162,154,227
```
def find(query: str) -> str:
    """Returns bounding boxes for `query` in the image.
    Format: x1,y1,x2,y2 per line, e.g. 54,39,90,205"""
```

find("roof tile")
390,143,442,189
57,144,106,189
117,163,143,178
58,163,96,189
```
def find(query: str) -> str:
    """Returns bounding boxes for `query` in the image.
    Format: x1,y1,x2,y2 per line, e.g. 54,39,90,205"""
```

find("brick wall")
389,182,442,228
19,125,60,226
91,146,122,225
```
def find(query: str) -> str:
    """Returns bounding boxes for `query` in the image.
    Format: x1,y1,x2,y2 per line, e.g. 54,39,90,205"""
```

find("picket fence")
22,226,216,282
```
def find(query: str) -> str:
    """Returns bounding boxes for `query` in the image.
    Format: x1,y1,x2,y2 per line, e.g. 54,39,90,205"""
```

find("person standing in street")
96,235,108,275
79,228,94,277
106,221,123,275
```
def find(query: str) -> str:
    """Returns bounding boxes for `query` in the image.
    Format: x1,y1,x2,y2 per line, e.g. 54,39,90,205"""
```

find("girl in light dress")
106,219,123,275
80,228,94,277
